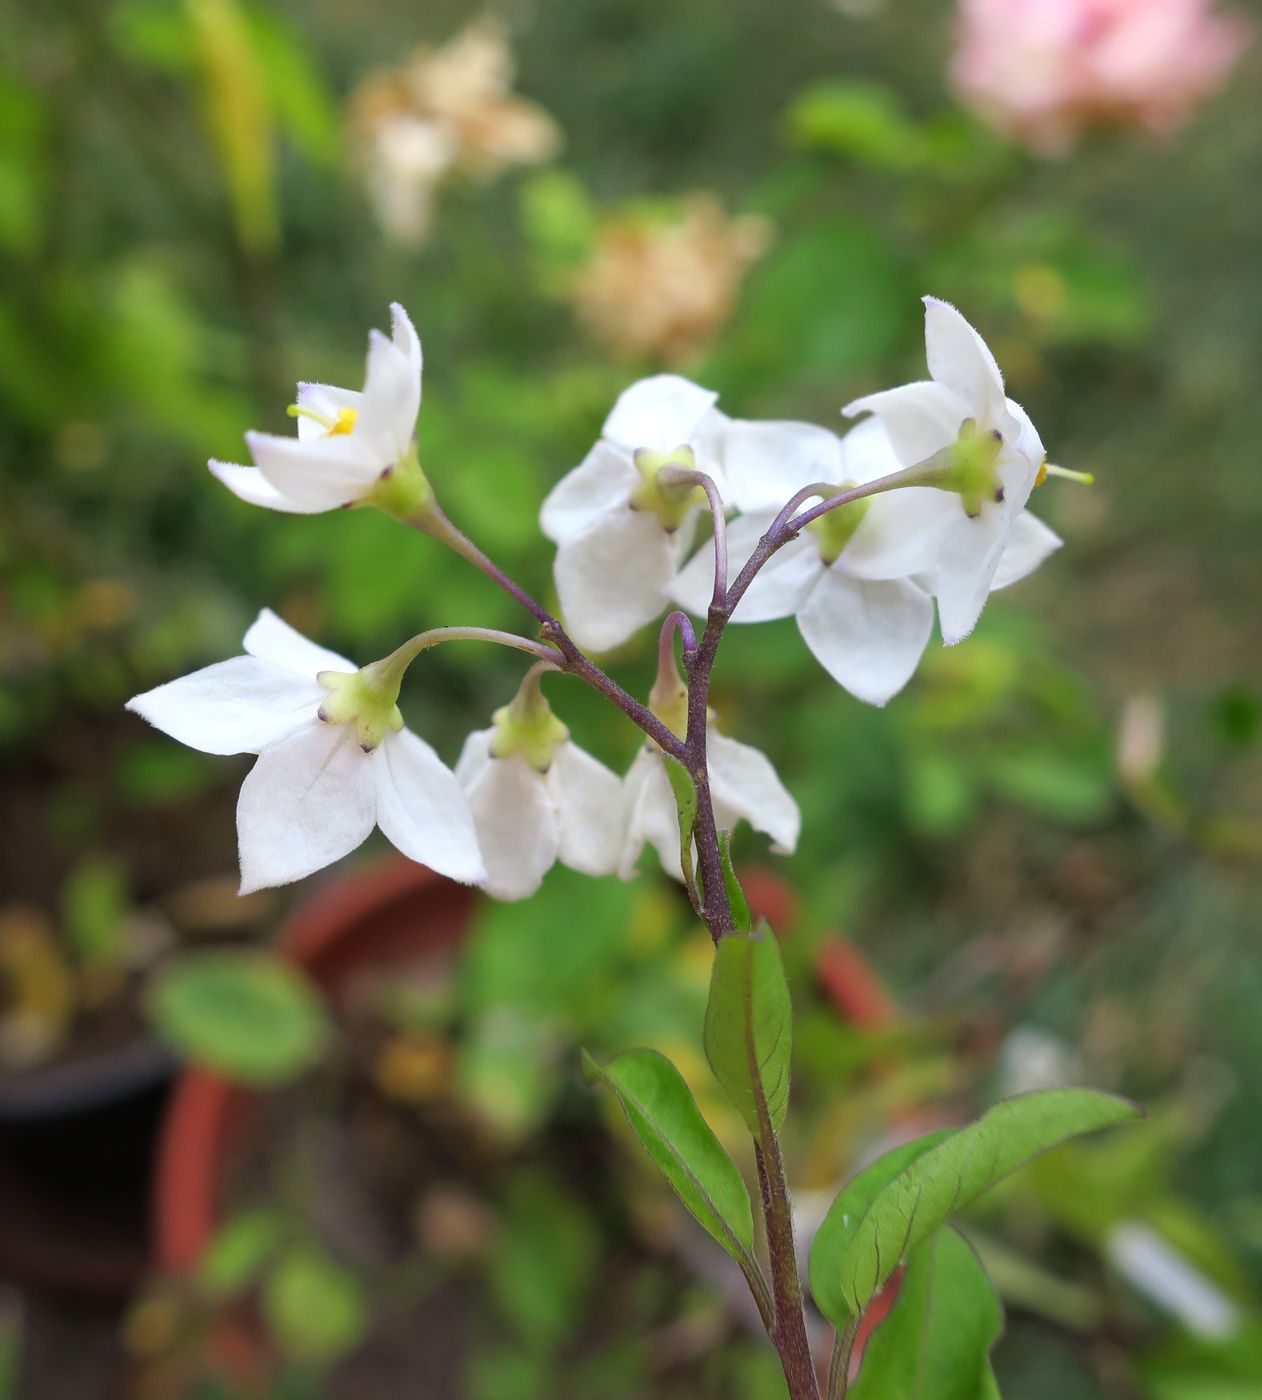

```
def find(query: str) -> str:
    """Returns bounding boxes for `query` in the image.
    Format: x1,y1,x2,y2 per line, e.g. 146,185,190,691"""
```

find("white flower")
618,729,800,882
843,296,1056,644
455,730,623,900
539,374,727,652
210,304,423,515
672,414,1061,705
125,609,484,893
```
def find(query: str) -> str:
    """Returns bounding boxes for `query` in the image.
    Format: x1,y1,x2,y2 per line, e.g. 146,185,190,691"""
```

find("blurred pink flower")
952,0,1251,153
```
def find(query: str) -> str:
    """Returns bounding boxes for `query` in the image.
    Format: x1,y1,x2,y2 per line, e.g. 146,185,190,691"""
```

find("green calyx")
806,487,871,565
365,441,434,521
489,683,569,772
317,667,406,753
630,444,705,532
649,675,689,741
930,418,1005,519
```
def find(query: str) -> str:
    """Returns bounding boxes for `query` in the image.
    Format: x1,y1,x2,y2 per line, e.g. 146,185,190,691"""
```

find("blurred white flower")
211,304,424,515
350,16,560,248
952,0,1251,155
540,374,728,652
619,729,800,882
1107,1222,1240,1338
456,728,622,900
126,610,484,893
844,296,1057,644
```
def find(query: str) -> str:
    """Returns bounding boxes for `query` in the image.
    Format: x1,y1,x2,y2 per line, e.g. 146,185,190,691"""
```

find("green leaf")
718,831,752,934
703,924,792,1137
811,1132,953,1329
198,1209,284,1298
850,1228,1004,1400
785,80,923,170
582,1048,754,1266
661,753,700,904
262,1244,367,1363
814,1090,1140,1318
147,950,331,1085
61,856,129,968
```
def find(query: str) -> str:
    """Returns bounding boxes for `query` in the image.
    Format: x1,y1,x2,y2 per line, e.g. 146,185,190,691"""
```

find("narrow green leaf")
198,1208,284,1298
661,753,701,906
718,831,752,933
823,1090,1140,1316
582,1048,755,1265
850,1228,1004,1400
703,923,792,1137
811,1132,954,1330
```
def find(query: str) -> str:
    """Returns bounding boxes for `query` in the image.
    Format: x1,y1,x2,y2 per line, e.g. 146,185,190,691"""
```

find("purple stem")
659,466,729,610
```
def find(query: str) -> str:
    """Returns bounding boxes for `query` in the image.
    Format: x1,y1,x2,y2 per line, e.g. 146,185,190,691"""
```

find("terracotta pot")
153,856,478,1273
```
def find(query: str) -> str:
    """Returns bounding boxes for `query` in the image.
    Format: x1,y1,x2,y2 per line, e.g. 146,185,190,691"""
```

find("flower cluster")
129,295,1068,903
951,0,1251,154
349,15,561,247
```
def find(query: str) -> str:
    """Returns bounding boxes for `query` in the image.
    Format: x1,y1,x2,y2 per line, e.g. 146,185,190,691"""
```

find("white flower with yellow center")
210,304,427,516
125,610,484,893
455,680,623,901
841,296,1059,645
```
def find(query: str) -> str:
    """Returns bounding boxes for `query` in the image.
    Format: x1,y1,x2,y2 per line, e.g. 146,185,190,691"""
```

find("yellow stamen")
326,407,358,437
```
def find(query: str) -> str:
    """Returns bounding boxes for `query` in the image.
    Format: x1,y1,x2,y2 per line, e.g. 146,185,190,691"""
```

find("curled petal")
603,374,719,454
242,608,354,679
209,460,319,514
930,511,1010,646
460,747,558,900
991,511,1062,591
127,657,323,756
375,729,486,886
797,571,934,706
708,731,800,855
539,441,637,544
553,509,683,652
548,742,623,878
922,296,1012,432
236,721,377,893
843,379,969,468
246,430,382,511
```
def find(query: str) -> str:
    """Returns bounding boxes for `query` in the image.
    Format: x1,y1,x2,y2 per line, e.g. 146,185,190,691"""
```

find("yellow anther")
1035,458,1048,488
326,407,358,437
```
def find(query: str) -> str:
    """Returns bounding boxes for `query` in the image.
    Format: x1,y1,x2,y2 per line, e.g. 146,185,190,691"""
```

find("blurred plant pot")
0,1017,175,1301
153,855,478,1274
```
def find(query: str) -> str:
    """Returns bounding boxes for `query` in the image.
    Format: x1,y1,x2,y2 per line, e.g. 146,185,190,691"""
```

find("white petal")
246,430,382,511
294,383,364,441
618,748,684,881
922,296,1009,427
547,741,624,878
703,417,843,515
375,729,486,885
992,512,1062,591
837,415,901,486
839,487,957,582
461,748,556,899
454,727,494,787
930,512,1009,646
242,608,355,678
708,731,800,854
796,571,934,706
603,374,719,454
539,441,637,544
126,657,323,756
553,509,681,652
995,398,1046,515
843,380,969,467
236,721,376,892
209,460,318,513
360,317,419,464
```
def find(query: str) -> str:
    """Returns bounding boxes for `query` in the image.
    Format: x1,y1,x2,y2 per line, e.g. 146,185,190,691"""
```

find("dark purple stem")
659,609,698,667
660,466,729,609
411,501,687,760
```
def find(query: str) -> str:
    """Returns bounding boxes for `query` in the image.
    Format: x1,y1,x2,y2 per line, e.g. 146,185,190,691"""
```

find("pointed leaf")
850,1228,1004,1400
704,922,792,1137
811,1131,953,1329
821,1090,1140,1316
718,830,752,933
582,1048,755,1265
661,753,701,905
